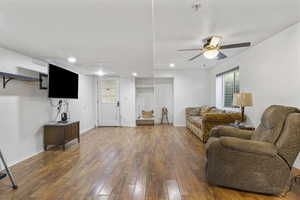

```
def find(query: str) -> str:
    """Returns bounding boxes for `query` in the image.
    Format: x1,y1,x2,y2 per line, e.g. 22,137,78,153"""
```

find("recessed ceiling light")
132,72,138,77
169,63,175,68
96,70,105,76
67,57,77,63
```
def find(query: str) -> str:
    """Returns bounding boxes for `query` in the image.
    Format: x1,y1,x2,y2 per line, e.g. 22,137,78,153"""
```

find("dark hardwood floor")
0,125,299,200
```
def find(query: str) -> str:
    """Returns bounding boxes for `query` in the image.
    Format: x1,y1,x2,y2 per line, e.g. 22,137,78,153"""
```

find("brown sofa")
186,106,242,143
206,105,300,195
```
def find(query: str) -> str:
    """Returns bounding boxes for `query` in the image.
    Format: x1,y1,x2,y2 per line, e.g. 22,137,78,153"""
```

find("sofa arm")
185,107,201,117
210,126,253,139
203,113,242,123
218,137,278,156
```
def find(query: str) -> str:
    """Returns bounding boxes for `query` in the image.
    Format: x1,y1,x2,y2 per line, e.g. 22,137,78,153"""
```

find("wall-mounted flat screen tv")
48,64,79,99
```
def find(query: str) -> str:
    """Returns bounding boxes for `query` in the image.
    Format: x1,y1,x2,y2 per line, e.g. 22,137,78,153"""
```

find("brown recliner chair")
205,105,300,195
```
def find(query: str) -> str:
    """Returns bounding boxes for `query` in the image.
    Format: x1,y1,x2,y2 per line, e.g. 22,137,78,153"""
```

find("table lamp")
292,153,300,190
294,153,300,170
233,93,253,122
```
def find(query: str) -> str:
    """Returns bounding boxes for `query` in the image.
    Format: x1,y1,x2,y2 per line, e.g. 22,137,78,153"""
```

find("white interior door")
98,78,120,126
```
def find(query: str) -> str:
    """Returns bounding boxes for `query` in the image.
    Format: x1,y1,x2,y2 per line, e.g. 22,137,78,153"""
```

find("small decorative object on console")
61,112,68,122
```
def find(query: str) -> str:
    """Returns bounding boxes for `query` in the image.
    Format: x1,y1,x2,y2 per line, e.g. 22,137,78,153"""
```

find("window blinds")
216,67,239,108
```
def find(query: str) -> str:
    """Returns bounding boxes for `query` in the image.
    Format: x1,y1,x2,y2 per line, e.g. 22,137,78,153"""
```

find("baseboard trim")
3,149,44,169
80,127,95,135
4,127,96,169
174,124,186,127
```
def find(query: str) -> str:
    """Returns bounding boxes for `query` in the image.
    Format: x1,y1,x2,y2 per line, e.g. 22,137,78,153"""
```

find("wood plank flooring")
0,125,299,200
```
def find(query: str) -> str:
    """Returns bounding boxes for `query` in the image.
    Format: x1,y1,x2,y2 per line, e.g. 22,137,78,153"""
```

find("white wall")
67,75,96,132
154,69,211,126
0,47,96,167
209,22,300,127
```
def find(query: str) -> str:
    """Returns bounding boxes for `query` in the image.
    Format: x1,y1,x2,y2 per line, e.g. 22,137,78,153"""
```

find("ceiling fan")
178,36,251,61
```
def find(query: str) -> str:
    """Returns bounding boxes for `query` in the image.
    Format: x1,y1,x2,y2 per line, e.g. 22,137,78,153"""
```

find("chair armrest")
210,126,253,139
185,107,201,117
219,137,278,156
202,113,242,124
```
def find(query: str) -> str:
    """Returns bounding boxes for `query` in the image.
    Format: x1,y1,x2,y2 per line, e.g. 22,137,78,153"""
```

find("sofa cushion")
200,106,214,116
189,116,203,128
209,108,225,114
142,110,154,118
187,108,201,116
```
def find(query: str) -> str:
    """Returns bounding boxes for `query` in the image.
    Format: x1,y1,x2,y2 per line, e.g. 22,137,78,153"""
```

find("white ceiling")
0,0,299,76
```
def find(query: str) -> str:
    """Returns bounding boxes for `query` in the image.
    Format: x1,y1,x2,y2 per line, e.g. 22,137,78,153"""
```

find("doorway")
135,77,174,125
98,77,120,126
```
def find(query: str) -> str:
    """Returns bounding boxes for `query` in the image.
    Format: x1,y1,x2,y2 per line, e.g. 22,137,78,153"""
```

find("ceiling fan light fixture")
210,36,222,47
203,49,219,59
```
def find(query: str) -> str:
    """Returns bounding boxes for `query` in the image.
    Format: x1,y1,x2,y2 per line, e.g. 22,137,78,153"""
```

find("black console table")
44,121,80,151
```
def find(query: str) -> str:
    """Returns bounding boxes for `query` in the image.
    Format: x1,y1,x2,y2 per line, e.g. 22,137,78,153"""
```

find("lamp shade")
293,153,300,170
233,93,253,107
233,93,241,106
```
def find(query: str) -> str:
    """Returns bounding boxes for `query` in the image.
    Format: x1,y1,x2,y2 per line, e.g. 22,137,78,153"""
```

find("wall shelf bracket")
0,72,40,89
2,76,14,89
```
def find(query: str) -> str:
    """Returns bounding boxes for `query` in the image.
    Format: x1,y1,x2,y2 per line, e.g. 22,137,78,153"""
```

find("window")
216,67,239,108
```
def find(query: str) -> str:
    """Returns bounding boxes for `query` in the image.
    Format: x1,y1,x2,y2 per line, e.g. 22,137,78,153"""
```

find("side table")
229,123,255,131
44,121,80,151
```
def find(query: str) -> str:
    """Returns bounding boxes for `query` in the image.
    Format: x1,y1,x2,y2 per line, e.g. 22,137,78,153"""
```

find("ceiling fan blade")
178,48,202,51
217,52,227,60
189,53,203,61
220,42,251,49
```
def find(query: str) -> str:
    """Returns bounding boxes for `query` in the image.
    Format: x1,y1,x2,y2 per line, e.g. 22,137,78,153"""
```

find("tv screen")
48,64,79,99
